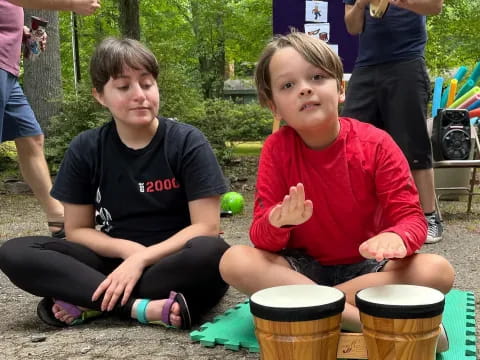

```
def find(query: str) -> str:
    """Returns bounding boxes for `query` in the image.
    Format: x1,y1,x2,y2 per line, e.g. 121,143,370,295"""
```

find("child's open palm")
359,232,407,261
269,183,313,228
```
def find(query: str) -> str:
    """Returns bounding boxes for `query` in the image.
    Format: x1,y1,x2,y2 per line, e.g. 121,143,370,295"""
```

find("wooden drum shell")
250,285,345,360
356,285,445,360
359,313,442,360
254,313,342,360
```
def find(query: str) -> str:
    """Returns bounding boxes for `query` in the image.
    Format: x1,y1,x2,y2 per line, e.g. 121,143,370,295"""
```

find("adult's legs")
341,65,381,128
15,135,64,231
0,235,229,327
377,59,442,242
412,168,436,213
0,236,112,309
0,70,63,234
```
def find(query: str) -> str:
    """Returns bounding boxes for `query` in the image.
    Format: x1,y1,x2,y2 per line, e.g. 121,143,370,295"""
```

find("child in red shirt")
219,31,453,352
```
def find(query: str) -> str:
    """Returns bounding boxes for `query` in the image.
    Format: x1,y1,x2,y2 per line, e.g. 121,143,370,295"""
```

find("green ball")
221,192,245,214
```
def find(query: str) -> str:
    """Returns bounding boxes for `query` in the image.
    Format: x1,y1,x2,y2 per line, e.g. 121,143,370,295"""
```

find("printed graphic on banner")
305,23,330,42
305,1,328,23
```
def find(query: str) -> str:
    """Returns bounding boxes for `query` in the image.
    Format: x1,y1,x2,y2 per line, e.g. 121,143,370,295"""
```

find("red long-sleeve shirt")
250,117,427,265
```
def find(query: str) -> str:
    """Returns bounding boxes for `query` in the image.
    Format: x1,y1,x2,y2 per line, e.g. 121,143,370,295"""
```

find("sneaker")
425,213,443,244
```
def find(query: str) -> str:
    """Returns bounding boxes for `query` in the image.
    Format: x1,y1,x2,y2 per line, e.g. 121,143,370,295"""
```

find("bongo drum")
369,0,389,18
250,285,345,360
356,284,445,360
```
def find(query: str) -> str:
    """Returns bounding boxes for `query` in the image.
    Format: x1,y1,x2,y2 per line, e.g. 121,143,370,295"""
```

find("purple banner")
273,0,358,73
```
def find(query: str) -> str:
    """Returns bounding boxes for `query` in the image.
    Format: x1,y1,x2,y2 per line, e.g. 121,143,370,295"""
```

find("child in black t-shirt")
0,37,229,329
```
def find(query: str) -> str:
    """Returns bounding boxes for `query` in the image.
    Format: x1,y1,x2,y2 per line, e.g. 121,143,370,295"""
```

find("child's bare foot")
132,299,182,327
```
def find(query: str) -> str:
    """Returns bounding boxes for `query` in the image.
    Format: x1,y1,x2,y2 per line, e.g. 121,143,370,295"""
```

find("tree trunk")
118,0,140,39
23,10,62,135
190,0,226,99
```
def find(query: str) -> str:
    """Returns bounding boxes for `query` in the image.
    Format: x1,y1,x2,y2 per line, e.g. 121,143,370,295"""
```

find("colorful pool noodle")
468,61,480,84
446,79,458,107
456,93,480,109
431,77,444,117
467,99,480,111
449,86,480,109
440,66,468,107
469,108,480,118
455,79,475,100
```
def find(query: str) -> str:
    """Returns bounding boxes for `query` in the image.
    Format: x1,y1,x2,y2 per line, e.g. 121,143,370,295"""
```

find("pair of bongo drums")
249,284,445,360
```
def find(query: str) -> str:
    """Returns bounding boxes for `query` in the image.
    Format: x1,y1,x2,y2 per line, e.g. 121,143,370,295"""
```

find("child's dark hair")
90,37,159,93
255,31,344,107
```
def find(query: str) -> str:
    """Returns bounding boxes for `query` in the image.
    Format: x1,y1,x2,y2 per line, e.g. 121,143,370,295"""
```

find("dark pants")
0,235,229,323
342,58,432,170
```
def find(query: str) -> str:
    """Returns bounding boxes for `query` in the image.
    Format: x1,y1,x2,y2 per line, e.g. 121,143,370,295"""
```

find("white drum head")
251,285,344,308
357,284,444,306
356,284,445,319
250,285,346,322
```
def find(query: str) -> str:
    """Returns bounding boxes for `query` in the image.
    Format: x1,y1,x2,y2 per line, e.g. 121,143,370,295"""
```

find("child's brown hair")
255,31,344,107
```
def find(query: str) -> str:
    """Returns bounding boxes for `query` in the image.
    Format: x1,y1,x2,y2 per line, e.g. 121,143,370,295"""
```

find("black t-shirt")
51,117,227,246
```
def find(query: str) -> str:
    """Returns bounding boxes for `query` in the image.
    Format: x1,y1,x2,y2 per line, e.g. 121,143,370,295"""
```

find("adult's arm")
65,195,221,264
6,0,100,15
389,0,443,15
137,195,221,266
64,203,146,259
344,0,370,35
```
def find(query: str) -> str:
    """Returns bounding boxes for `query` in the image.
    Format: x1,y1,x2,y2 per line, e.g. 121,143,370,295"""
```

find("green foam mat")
190,289,476,358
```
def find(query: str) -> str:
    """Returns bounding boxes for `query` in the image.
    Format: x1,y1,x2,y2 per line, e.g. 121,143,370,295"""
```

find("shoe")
36,297,103,327
48,221,65,239
136,291,192,330
436,323,449,353
425,213,443,244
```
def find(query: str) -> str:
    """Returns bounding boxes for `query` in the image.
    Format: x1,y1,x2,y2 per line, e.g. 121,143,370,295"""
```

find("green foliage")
179,99,271,164
426,0,480,75
59,6,120,94
225,0,272,64
223,102,272,141
0,142,18,173
44,84,110,172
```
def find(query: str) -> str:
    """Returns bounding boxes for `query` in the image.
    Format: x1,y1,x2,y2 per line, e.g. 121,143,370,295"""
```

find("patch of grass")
229,141,263,156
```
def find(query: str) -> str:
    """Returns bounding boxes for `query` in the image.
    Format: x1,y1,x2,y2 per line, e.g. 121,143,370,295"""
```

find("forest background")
0,0,479,175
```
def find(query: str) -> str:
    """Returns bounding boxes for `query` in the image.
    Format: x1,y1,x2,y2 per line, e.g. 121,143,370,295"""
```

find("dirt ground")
0,157,479,359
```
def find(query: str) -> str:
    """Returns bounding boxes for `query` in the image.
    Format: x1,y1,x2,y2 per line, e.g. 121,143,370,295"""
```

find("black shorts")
342,58,432,170
280,249,388,287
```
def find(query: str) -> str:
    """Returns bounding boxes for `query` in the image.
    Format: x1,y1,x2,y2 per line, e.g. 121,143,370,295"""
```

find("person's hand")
269,183,313,228
72,0,101,15
23,25,31,38
91,252,146,311
359,232,407,261
38,30,47,52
